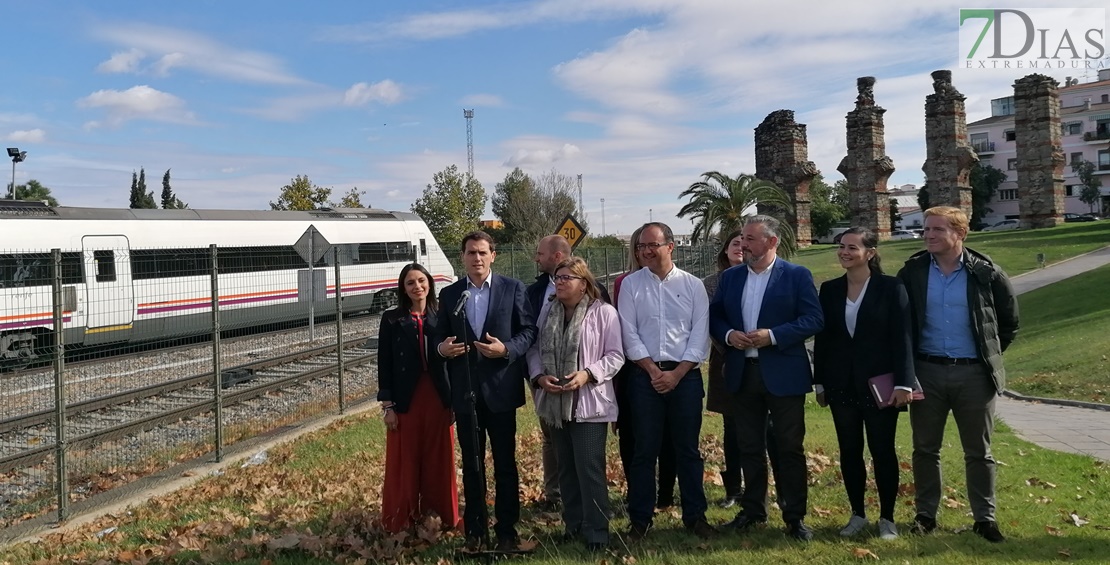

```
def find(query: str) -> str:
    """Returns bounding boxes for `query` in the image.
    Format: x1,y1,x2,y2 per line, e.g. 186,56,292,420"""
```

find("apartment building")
966,69,1110,226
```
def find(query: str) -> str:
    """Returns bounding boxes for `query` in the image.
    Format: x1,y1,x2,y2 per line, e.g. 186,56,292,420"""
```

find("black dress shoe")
726,513,767,531
537,498,561,512
973,521,1006,543
786,520,814,542
495,536,521,552
686,518,717,539
910,514,937,535
464,535,489,552
625,522,650,543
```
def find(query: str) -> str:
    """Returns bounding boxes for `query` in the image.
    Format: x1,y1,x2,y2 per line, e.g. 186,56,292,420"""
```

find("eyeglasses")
552,274,584,283
635,242,670,251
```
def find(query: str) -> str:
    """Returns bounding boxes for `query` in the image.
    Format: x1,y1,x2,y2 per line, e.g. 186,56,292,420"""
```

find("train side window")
94,250,117,282
420,239,427,256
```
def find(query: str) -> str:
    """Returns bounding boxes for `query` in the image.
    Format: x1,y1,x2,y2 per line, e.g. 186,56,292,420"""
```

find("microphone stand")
455,299,487,546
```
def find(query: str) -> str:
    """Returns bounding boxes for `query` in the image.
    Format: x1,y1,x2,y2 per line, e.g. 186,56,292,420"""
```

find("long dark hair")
841,227,882,275
716,228,743,272
396,263,438,313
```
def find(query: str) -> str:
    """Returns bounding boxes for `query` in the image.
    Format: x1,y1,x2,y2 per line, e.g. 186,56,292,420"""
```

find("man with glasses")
617,222,714,541
709,215,823,542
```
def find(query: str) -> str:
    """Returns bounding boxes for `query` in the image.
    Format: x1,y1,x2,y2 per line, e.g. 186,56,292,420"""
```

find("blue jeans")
626,366,708,527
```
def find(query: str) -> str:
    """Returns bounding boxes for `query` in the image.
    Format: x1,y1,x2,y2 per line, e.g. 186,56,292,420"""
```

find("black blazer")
376,306,450,413
812,274,915,406
437,273,537,414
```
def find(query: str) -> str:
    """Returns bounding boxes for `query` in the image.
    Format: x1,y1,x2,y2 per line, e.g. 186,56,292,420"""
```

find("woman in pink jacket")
527,256,625,552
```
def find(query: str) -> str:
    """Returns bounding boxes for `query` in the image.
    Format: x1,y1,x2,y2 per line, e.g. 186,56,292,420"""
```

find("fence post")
51,248,68,522
334,248,345,414
210,244,223,462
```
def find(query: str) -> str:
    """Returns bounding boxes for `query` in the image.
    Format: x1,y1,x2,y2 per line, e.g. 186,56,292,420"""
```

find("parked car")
1064,213,1096,223
983,219,1021,232
889,229,920,240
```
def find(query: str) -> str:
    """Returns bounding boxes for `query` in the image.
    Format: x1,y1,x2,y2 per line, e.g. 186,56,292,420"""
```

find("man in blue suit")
709,215,823,541
437,231,537,552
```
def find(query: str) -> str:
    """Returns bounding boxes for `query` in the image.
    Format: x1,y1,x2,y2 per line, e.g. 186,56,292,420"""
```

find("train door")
82,235,135,330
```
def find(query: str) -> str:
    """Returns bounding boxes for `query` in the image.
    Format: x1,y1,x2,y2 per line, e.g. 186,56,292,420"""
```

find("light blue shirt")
466,274,492,338
919,256,979,358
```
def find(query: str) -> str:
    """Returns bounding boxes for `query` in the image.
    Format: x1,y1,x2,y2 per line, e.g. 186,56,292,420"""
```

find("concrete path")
995,245,1110,461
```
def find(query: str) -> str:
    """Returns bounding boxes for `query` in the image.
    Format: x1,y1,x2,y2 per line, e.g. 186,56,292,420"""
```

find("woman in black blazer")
377,263,459,533
813,227,915,541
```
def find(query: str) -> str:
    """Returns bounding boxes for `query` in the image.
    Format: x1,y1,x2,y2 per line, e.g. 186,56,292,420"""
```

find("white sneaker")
840,515,869,537
878,518,899,540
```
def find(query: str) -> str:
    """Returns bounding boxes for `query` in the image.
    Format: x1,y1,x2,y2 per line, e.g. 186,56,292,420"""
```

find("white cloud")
92,23,309,85
77,85,196,128
386,189,401,198
7,129,46,143
343,80,404,106
504,143,581,167
460,93,504,107
96,48,145,73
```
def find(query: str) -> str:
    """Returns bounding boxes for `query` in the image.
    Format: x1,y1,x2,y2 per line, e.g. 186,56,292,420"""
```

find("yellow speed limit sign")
556,214,588,251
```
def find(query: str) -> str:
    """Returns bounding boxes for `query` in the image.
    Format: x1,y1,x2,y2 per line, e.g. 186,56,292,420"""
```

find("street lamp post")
599,197,608,236
6,148,27,200
649,208,653,222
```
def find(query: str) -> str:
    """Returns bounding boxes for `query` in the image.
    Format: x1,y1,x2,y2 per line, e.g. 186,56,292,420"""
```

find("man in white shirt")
709,215,823,541
618,222,714,541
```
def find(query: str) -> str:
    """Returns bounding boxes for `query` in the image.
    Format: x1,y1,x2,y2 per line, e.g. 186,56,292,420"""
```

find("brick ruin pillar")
922,69,977,216
1014,74,1065,229
837,76,894,239
754,110,819,247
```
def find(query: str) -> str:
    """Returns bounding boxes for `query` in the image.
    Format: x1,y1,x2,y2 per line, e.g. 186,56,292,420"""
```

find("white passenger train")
0,201,456,367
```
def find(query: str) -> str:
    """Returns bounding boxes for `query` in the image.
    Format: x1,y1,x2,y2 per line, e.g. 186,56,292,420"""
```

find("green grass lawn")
793,221,1110,284
1005,263,1110,402
5,395,1109,565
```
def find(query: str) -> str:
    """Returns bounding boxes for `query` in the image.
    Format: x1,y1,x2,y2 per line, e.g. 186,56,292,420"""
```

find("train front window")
94,250,117,282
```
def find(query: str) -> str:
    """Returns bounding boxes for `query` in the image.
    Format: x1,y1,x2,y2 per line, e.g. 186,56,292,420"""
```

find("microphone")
453,289,471,316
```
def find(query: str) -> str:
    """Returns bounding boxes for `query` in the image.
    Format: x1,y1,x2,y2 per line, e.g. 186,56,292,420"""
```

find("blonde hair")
554,257,601,301
626,226,644,272
924,206,970,233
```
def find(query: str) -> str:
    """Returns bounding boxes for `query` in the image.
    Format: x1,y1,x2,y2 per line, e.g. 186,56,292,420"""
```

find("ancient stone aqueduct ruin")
754,70,1066,245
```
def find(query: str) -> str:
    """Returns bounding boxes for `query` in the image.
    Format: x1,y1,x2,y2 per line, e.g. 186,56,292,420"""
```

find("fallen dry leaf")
1069,512,1089,527
851,547,879,560
1045,525,1065,537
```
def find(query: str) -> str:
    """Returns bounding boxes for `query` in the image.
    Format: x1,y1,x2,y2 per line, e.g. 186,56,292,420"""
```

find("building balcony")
972,140,996,154
1083,131,1110,143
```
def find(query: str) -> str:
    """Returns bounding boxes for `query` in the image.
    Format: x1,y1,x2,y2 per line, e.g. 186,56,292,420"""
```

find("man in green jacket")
897,206,1018,543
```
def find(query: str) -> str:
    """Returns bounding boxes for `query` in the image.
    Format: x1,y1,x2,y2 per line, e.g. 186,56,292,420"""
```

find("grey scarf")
536,296,590,428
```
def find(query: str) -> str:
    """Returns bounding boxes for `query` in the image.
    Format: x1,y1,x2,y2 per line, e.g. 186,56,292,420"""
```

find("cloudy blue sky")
2,1,1107,236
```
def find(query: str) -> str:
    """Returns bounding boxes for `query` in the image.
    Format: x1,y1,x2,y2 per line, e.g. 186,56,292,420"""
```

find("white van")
812,226,850,244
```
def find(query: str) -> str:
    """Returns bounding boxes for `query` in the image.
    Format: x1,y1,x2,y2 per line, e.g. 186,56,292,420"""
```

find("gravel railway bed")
0,321,383,526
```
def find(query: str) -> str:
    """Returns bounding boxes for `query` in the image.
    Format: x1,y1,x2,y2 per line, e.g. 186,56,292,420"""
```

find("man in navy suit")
437,231,537,552
709,215,823,541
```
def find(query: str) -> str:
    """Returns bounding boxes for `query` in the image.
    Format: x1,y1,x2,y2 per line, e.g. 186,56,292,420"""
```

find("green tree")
917,184,932,214
333,187,367,208
809,173,848,240
1071,159,1103,214
129,168,156,209
890,198,903,229
160,169,187,209
270,175,332,211
580,234,625,248
410,164,487,248
677,171,797,256
11,179,59,206
491,168,581,245
969,163,1006,229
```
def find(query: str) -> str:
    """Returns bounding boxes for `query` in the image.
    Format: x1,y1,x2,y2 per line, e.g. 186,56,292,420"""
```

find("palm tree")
677,171,797,256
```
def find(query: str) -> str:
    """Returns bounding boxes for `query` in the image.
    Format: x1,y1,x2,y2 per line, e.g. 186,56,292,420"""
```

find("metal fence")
0,245,389,531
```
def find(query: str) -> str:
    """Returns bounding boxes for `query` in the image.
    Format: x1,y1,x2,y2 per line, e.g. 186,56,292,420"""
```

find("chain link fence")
0,245,399,532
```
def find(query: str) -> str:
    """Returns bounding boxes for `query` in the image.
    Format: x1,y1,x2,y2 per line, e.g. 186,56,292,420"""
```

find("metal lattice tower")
463,109,475,178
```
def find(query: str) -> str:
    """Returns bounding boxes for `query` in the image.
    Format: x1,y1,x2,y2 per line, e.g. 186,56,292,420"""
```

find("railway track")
0,336,378,475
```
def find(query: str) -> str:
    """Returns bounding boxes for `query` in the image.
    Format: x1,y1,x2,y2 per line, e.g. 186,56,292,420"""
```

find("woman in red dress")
378,263,460,533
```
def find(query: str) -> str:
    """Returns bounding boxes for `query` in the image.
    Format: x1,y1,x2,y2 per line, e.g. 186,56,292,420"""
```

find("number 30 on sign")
555,214,588,251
